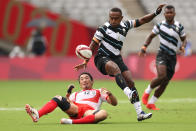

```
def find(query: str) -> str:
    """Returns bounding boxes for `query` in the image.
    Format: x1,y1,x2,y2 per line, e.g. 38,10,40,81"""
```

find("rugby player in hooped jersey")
74,4,165,121
25,72,117,124
139,5,187,110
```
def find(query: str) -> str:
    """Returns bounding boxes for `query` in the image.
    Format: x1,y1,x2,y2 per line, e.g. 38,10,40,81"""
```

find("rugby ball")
75,45,92,60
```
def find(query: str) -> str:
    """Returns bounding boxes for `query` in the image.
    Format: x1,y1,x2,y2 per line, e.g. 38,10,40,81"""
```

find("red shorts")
70,102,94,119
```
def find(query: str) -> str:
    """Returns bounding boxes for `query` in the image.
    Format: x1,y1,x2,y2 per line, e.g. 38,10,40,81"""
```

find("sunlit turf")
0,80,196,131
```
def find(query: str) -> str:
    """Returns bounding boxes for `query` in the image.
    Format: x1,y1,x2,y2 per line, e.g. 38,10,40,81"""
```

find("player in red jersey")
25,72,117,124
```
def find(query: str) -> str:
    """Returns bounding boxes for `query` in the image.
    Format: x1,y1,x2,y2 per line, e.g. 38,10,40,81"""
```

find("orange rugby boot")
146,104,160,110
142,92,150,105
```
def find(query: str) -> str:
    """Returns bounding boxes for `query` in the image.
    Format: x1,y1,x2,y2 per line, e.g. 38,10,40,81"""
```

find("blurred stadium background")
0,0,196,79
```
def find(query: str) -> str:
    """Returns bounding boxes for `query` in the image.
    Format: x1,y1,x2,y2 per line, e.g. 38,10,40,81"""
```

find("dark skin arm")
134,4,165,27
139,32,156,56
179,36,187,54
74,40,99,71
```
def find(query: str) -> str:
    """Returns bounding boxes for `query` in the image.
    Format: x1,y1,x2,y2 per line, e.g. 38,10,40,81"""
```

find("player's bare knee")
158,73,167,81
162,79,169,86
100,110,108,119
112,66,121,75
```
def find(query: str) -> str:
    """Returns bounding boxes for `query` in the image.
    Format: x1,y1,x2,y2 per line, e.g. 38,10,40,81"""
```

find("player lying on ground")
25,72,117,124
139,5,187,110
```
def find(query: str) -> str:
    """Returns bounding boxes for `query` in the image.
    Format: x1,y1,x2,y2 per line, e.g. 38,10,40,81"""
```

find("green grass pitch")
0,80,196,131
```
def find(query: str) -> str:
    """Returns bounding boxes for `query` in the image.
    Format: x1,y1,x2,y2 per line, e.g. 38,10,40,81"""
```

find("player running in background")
25,72,117,124
139,5,187,110
74,4,165,121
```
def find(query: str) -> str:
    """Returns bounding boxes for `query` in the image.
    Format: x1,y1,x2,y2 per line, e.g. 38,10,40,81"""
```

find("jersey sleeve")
69,92,76,102
93,26,105,41
124,20,134,30
179,24,186,37
152,24,160,35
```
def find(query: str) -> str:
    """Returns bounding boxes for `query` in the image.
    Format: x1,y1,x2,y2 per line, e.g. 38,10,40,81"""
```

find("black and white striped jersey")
152,20,186,55
93,20,134,57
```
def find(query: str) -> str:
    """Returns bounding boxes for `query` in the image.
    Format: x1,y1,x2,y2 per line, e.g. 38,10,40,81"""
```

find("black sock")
115,73,128,90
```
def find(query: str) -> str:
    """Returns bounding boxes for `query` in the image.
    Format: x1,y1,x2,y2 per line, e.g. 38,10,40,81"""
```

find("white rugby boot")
25,104,39,122
137,111,152,121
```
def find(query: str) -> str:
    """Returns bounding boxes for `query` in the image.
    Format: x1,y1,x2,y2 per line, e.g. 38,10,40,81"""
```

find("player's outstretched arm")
74,59,89,71
101,88,118,106
139,32,156,56
74,39,99,71
134,4,165,27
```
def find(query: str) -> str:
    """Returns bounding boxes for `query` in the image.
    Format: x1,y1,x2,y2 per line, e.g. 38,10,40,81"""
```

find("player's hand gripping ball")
75,45,92,60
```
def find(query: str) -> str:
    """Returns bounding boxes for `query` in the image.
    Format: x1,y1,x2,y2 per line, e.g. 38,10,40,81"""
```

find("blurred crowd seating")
140,0,196,31
1,0,195,57
27,0,130,27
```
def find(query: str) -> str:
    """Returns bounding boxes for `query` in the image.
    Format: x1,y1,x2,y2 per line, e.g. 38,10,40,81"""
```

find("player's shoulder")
92,88,101,92
174,21,184,28
122,20,135,28
155,20,165,27
121,20,130,27
97,22,109,30
92,88,102,94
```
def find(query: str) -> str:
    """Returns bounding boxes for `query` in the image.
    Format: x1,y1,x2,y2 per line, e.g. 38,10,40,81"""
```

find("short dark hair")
110,7,122,15
78,72,93,82
165,5,175,11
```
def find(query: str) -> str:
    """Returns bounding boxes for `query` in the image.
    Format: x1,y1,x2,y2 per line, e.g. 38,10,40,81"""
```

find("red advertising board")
127,54,196,80
0,0,95,56
0,55,196,80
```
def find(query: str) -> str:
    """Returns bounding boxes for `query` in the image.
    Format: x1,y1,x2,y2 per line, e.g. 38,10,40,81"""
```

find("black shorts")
156,50,177,80
94,55,128,76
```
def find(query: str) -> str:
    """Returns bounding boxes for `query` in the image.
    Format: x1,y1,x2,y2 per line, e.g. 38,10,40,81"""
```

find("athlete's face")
79,74,93,90
109,11,123,27
164,8,175,23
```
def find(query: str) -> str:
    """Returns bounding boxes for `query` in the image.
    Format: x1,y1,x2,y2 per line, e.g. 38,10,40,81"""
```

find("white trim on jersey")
94,30,103,41
106,28,126,42
102,41,120,55
161,25,179,39
159,36,178,51
152,25,159,34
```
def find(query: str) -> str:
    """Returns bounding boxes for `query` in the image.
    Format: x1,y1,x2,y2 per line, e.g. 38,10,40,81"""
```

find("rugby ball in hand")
75,45,92,60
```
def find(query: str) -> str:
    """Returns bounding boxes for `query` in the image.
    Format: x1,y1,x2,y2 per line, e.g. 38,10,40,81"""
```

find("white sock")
123,87,132,99
123,87,142,115
145,84,153,94
61,118,72,124
134,101,142,115
148,95,158,104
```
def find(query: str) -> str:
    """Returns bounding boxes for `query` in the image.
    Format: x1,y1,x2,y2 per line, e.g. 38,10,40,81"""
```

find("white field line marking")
1,98,196,111
119,98,196,104
0,108,25,111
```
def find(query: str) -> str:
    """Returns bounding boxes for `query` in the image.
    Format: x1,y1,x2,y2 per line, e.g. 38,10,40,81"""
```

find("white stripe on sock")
148,95,158,104
133,101,142,115
123,87,132,99
145,84,152,94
